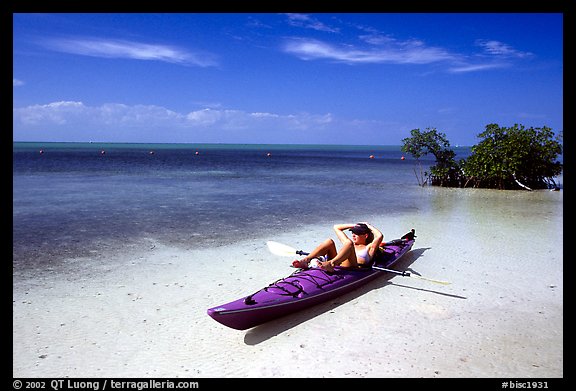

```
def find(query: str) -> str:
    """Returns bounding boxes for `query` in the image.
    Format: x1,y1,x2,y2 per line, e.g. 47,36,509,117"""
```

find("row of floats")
37,149,406,159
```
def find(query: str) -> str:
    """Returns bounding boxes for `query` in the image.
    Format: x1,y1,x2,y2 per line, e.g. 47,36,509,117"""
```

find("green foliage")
463,124,563,189
401,128,463,187
400,124,562,190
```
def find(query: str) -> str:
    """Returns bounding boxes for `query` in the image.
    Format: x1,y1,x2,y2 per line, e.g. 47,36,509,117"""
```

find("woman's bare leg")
293,238,337,267
327,240,358,268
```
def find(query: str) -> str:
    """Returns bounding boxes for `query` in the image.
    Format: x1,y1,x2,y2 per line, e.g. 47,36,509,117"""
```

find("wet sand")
13,188,563,377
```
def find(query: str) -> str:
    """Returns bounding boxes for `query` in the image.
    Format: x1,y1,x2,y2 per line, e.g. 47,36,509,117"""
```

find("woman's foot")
292,259,310,269
320,260,335,273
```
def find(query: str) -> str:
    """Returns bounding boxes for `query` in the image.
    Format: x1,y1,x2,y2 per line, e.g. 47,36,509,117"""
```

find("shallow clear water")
13,142,469,272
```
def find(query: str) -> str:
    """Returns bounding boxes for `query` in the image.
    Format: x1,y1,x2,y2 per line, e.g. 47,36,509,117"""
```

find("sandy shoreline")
13,188,563,378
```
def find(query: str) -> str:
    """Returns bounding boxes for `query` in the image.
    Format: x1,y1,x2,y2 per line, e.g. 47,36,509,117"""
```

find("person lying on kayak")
292,222,384,272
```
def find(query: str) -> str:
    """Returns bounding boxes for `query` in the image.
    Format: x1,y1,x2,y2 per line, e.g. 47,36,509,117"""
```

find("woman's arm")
333,224,354,245
362,222,384,258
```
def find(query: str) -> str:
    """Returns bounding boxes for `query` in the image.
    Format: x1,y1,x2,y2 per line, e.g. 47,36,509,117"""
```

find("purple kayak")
207,230,416,330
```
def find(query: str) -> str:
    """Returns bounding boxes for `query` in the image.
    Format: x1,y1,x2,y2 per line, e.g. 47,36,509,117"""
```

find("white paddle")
266,241,308,257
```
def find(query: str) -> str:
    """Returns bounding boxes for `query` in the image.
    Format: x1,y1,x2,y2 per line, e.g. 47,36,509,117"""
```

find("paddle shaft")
374,265,450,285
372,265,410,276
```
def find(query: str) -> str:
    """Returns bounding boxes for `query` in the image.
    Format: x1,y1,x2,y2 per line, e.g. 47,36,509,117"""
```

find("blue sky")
13,13,563,146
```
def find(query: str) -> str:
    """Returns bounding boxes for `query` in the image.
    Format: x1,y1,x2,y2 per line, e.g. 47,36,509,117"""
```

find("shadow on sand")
244,246,466,345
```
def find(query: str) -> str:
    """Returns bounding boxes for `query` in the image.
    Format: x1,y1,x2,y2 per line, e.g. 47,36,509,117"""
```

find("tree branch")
512,172,532,191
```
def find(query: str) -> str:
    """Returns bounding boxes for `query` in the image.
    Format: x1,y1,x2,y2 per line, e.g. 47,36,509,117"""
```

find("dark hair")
366,230,374,244
352,223,373,244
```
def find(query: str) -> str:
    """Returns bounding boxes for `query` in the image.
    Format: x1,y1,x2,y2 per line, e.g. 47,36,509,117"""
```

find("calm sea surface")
13,142,468,273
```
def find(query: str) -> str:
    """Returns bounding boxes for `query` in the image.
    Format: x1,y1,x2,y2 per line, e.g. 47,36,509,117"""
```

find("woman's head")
349,223,373,244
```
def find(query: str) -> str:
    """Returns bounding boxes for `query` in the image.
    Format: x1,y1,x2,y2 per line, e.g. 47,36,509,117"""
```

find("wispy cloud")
475,39,533,58
283,38,454,65
281,16,534,74
284,13,339,33
447,62,510,73
446,40,532,73
13,78,25,87
283,36,534,74
282,17,455,66
39,36,219,67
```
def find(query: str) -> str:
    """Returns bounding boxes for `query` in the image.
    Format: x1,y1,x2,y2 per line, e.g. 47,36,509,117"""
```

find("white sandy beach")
13,188,563,378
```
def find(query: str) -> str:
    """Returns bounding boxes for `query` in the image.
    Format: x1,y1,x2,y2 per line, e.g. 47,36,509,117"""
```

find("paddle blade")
266,241,298,257
413,275,451,285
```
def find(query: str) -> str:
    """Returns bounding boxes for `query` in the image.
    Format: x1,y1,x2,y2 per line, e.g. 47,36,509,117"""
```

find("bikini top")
355,246,371,263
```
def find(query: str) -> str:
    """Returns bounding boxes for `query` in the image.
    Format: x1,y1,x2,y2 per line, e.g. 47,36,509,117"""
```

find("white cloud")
14,102,335,135
283,38,454,65
101,103,184,126
475,39,533,58
447,62,510,73
13,101,407,144
40,36,219,67
283,37,534,74
13,78,25,87
358,33,396,46
284,13,340,33
184,108,333,130
280,17,534,74
443,39,533,73
15,101,88,125
186,108,223,126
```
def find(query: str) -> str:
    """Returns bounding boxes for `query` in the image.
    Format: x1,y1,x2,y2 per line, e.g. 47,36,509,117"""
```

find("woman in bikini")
292,222,384,272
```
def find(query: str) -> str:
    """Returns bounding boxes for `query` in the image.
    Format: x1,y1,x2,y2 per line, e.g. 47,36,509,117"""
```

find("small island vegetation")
401,124,563,190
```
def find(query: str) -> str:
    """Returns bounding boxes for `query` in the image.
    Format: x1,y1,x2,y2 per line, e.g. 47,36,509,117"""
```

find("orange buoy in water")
266,152,272,157
369,155,375,159
195,151,200,155
39,150,44,154
100,150,106,155
401,155,405,160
